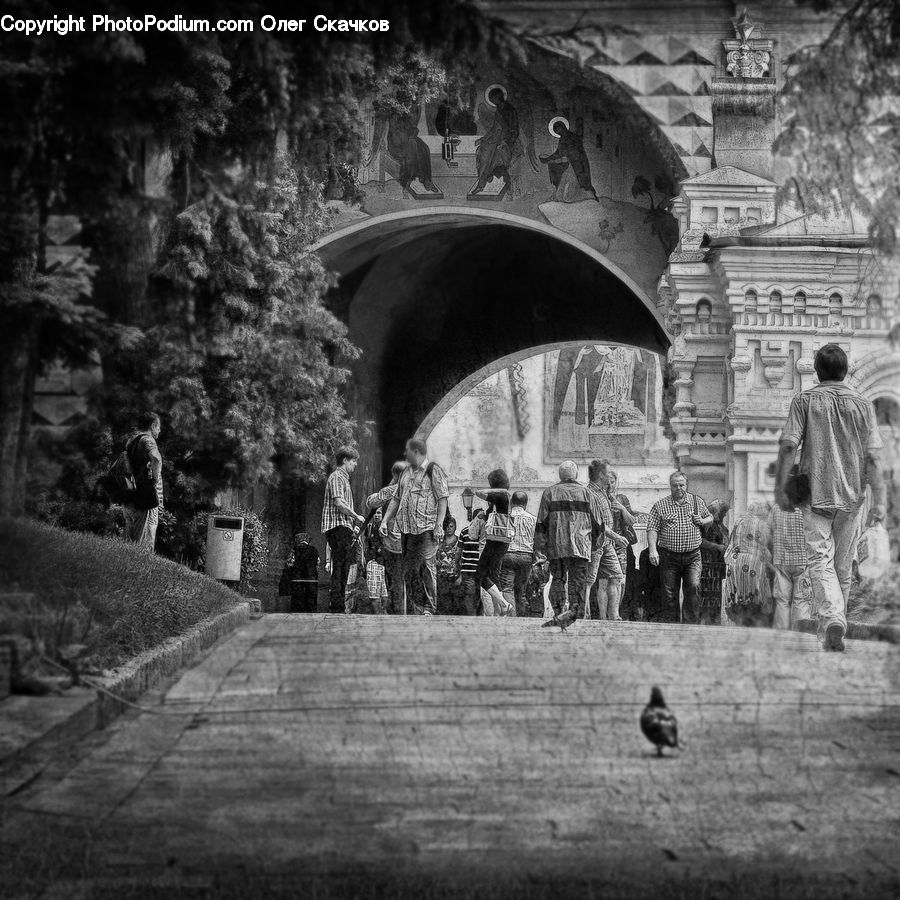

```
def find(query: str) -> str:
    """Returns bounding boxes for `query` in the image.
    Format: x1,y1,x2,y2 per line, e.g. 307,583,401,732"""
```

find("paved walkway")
2,615,900,898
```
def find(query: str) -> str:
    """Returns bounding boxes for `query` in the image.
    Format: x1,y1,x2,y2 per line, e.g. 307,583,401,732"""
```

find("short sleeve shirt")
647,493,710,552
394,460,450,535
321,468,355,533
782,381,883,511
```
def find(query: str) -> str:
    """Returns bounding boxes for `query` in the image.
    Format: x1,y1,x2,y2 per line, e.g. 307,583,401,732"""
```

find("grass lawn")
0,517,242,669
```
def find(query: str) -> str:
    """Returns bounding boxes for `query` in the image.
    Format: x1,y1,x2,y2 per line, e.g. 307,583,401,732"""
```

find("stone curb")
796,618,900,644
846,621,900,645
0,601,251,784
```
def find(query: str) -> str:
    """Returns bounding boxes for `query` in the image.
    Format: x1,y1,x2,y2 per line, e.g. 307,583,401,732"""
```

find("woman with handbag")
469,469,514,616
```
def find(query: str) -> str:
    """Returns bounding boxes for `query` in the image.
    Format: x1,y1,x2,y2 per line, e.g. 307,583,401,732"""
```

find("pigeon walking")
542,608,578,633
640,686,679,756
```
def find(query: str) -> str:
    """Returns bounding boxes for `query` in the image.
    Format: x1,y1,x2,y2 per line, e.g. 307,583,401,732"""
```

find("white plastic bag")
857,522,891,580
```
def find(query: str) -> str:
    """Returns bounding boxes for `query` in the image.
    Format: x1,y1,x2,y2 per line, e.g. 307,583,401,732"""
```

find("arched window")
696,299,713,321
794,290,807,313
867,293,883,316
744,289,758,310
769,290,782,311
829,292,843,314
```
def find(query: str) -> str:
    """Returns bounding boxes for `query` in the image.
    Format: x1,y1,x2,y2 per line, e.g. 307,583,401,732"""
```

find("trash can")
205,515,244,581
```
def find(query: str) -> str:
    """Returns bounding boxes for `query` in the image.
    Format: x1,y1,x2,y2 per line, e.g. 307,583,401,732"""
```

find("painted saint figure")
366,103,439,194
540,117,599,202
472,86,521,195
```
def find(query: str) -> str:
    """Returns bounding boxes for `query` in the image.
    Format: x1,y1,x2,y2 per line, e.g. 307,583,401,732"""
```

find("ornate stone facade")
663,164,899,517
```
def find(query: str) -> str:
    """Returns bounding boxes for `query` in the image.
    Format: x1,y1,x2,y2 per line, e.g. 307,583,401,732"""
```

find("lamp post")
461,487,474,521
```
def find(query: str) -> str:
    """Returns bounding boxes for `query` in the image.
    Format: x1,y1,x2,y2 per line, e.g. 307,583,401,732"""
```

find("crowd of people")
282,343,886,652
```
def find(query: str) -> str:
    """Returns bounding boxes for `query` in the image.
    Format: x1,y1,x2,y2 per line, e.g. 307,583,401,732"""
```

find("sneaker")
823,623,845,652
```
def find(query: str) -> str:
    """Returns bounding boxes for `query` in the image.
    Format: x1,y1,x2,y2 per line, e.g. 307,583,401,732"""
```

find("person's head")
138,411,161,439
404,437,427,466
294,532,310,547
558,460,578,482
669,471,688,500
814,343,849,382
606,468,619,494
587,459,608,487
552,120,566,137
335,445,359,474
488,87,505,106
487,468,510,490
747,500,770,518
709,500,730,523
444,516,457,538
390,460,406,484
511,490,528,509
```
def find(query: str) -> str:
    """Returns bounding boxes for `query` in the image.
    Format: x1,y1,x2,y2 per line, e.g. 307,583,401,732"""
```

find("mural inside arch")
329,53,681,297
544,344,670,463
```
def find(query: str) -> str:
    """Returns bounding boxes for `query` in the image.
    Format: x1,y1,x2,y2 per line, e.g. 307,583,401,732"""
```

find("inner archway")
316,208,671,500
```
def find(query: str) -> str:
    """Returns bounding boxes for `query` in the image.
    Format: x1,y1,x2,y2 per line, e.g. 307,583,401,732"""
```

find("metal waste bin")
205,515,244,581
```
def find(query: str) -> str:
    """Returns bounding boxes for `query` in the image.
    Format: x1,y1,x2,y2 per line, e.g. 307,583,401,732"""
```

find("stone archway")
314,208,671,505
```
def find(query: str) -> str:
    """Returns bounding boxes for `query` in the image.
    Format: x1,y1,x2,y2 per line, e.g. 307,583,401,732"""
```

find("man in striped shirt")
499,492,537,616
321,446,364,613
647,471,712,624
457,511,486,615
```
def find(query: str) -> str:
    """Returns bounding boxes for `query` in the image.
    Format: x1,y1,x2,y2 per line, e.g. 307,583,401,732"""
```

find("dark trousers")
326,526,354,613
476,539,508,591
659,547,702,624
383,550,405,614
500,551,533,616
289,584,318,614
549,557,588,618
459,574,480,615
402,532,438,615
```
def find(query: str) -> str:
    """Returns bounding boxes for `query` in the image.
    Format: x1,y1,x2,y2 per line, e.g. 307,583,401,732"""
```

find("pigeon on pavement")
541,608,578,633
640,686,679,756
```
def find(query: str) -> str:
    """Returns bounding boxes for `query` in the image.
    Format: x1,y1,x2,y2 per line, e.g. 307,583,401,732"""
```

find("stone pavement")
2,614,899,898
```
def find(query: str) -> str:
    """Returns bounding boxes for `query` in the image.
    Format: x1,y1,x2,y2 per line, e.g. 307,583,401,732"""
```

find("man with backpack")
123,411,164,551
380,438,449,616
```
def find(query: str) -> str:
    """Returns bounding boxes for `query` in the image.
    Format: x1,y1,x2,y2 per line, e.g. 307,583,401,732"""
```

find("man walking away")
322,446,364,614
646,472,712,624
381,438,449,616
535,460,605,619
500,491,538,617
586,460,629,620
457,511,486,615
124,411,164,552
366,461,407,614
775,343,885,651
768,504,813,631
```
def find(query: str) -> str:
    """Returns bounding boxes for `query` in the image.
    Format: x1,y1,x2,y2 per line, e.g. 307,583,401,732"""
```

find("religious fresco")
543,344,669,464
335,55,680,300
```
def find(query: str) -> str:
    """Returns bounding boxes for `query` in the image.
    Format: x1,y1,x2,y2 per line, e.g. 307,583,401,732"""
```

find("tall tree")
776,0,900,255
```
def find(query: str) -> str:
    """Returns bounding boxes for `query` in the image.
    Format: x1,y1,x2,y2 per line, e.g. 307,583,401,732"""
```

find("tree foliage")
2,0,515,519
776,0,900,254
104,160,357,503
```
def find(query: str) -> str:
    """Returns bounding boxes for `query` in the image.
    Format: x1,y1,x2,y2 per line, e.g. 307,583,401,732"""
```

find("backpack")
99,437,138,504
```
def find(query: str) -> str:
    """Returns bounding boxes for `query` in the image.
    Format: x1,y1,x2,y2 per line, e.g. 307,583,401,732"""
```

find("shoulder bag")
484,490,513,543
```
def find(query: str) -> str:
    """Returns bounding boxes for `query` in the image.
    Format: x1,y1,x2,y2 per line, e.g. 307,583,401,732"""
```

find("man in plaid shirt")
647,472,712,623
381,437,449,616
321,446,364,613
768,505,812,630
